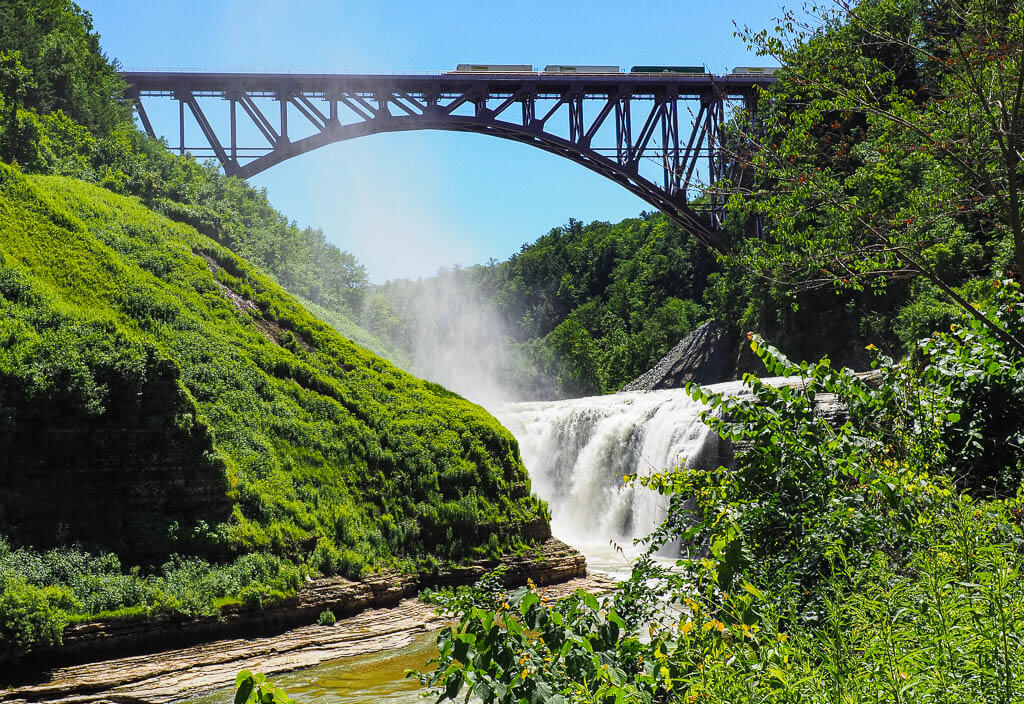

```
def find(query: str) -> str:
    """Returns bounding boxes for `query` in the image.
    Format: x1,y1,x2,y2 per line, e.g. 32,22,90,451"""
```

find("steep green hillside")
0,163,547,571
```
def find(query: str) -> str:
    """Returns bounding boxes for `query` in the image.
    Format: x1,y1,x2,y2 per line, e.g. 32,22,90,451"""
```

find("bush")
421,279,1024,703
0,579,74,658
317,609,336,626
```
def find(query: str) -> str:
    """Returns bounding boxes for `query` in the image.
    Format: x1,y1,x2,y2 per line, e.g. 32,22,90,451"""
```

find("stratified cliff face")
0,164,549,566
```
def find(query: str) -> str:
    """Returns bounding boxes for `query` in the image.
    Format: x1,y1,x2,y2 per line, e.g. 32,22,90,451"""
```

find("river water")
187,383,743,703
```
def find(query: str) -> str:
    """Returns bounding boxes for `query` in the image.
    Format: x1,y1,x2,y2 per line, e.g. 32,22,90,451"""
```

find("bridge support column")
279,94,288,143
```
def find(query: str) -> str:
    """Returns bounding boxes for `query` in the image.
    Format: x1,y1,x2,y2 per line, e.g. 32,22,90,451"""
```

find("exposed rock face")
621,321,734,391
6,538,586,675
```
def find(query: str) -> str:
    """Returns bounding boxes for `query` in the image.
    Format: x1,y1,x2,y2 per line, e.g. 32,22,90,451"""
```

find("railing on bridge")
122,70,775,251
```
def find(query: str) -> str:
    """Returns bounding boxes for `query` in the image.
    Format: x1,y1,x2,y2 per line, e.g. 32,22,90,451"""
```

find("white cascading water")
494,380,752,564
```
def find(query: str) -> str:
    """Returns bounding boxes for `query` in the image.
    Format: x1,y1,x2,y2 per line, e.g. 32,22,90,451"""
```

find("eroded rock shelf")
1,539,612,704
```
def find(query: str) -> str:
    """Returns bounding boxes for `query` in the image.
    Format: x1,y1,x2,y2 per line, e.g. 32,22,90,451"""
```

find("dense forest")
0,0,547,660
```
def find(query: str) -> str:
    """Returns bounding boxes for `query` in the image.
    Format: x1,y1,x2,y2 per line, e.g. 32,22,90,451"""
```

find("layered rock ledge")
0,538,603,703
621,321,734,391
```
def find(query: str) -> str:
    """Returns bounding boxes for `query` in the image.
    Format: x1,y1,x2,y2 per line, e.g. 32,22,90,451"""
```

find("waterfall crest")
496,380,749,550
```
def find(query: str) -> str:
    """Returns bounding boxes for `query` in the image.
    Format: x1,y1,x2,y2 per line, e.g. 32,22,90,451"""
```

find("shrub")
421,279,1024,704
0,579,74,658
317,609,336,626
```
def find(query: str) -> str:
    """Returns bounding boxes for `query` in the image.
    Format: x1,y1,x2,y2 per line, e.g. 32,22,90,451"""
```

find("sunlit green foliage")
0,163,547,656
235,670,297,704
0,0,129,135
0,0,369,325
425,500,1024,704
0,0,554,662
730,0,1024,355
0,538,304,622
422,281,1024,704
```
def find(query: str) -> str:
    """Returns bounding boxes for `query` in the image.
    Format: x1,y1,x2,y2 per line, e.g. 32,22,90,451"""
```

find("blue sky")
85,0,783,282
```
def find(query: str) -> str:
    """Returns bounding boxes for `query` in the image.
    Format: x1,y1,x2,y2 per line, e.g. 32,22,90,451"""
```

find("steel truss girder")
124,72,773,252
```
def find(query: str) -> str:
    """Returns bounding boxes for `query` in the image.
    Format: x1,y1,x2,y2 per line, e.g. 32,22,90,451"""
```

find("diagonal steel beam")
290,94,329,131
130,90,156,138
628,100,666,171
683,103,711,192
237,93,280,147
582,96,616,147
336,93,374,122
182,93,232,170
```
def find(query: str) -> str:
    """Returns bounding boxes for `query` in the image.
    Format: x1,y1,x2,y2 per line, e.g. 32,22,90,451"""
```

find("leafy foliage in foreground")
424,502,1024,704
420,281,1024,703
234,670,296,704
0,163,547,656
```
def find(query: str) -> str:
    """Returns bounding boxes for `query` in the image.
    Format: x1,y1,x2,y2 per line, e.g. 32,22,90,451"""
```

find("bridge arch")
124,71,772,251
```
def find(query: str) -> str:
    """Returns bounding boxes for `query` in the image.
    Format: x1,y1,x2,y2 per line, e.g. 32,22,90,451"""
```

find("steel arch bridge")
122,70,774,251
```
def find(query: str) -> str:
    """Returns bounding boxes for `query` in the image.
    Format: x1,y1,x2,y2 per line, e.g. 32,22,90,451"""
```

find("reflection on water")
186,630,437,704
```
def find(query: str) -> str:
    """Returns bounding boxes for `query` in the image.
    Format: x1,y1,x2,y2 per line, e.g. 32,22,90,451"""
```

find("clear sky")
84,0,783,282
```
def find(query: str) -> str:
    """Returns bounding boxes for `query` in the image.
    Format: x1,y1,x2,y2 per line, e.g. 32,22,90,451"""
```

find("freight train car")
453,64,534,73
732,66,779,75
542,65,620,73
629,65,706,74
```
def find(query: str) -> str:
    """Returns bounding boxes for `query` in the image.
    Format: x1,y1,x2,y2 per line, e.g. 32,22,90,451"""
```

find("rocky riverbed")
1,539,613,703
2,574,614,704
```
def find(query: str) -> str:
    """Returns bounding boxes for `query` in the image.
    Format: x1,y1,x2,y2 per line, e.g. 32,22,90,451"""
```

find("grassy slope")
299,296,403,364
0,164,547,571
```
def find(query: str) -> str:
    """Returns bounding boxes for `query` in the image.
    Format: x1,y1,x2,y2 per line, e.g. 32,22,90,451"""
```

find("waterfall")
495,380,750,554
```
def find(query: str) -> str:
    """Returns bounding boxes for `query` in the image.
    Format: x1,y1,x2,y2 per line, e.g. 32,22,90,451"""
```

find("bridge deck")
123,71,775,99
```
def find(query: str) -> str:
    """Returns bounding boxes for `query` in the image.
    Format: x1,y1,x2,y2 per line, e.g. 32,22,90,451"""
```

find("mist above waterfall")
359,266,549,409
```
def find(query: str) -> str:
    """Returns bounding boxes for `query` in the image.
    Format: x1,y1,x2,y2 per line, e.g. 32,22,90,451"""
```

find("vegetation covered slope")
0,1,551,660
1,0,372,337
0,162,547,572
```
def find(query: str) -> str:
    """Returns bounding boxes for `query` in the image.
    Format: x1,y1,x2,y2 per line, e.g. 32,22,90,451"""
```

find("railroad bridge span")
122,70,775,251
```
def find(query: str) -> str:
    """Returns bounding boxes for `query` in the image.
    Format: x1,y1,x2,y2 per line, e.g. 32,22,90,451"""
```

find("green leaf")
740,581,764,600
234,676,254,704
519,592,540,615
444,670,464,700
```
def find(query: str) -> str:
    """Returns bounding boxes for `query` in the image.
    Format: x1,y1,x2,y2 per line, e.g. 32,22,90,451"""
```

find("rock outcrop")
6,538,586,675
621,321,734,391
1,571,614,704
